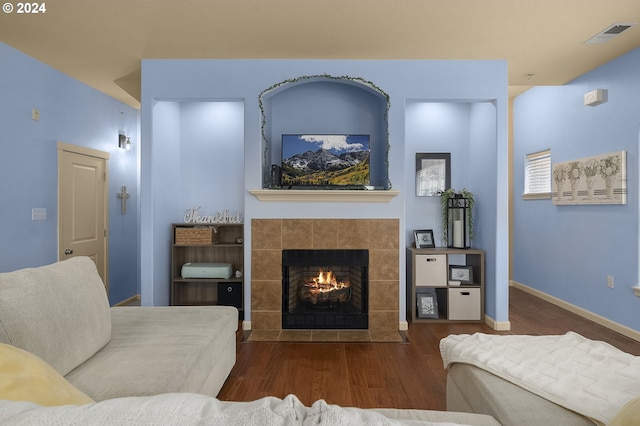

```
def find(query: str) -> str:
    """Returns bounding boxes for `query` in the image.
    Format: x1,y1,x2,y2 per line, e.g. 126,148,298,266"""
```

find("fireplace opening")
282,249,368,329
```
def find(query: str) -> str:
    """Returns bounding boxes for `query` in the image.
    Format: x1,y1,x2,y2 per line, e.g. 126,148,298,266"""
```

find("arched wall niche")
258,75,391,189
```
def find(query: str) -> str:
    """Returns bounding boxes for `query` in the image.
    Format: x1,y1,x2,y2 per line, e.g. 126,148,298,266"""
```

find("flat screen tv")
281,134,370,189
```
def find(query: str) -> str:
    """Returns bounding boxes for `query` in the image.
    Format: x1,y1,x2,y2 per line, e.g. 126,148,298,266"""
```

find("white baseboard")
113,294,140,306
511,280,640,343
484,315,511,331
242,320,252,331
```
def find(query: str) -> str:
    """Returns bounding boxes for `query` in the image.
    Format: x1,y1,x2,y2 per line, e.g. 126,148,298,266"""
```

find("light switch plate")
32,208,46,220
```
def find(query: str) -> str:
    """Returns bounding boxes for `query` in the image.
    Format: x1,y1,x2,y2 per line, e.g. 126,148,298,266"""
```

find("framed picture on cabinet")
417,293,439,319
449,265,474,285
414,229,435,248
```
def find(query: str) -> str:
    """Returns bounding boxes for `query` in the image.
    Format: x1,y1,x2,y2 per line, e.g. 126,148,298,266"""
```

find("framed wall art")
416,153,451,196
552,151,626,205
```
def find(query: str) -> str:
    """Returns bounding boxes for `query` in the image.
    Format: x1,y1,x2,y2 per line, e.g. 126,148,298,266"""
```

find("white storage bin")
448,287,481,320
415,254,447,287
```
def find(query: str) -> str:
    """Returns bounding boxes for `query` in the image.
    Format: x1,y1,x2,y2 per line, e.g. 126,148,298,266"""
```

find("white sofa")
447,364,596,425
0,256,238,400
441,332,640,426
0,393,506,425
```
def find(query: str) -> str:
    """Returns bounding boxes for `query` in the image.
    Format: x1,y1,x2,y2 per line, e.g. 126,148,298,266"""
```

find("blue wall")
0,43,139,305
513,48,640,332
405,102,475,248
180,101,245,212
141,59,510,326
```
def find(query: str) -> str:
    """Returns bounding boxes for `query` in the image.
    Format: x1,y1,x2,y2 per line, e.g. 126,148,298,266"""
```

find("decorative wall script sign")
184,207,243,224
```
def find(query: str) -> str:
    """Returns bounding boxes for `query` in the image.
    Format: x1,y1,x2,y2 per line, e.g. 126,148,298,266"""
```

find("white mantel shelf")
249,189,399,202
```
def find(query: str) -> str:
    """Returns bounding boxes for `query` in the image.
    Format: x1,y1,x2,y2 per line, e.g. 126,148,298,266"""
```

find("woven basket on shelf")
175,226,219,245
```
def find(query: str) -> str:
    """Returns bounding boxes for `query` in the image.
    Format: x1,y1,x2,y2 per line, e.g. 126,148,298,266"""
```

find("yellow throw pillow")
0,343,94,406
609,396,640,426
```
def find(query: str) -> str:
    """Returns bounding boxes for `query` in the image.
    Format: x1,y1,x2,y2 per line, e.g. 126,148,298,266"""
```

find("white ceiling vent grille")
585,23,637,44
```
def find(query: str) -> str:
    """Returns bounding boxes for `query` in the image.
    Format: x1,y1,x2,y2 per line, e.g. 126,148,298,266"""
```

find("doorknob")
64,249,73,255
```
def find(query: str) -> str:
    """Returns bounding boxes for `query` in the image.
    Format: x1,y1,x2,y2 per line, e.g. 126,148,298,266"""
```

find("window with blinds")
524,149,551,199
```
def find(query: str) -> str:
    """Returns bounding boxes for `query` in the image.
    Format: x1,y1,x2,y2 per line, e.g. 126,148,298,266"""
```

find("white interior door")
57,142,109,290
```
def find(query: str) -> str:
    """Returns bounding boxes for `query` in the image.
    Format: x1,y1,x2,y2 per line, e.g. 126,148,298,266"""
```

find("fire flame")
300,269,351,304
305,269,348,293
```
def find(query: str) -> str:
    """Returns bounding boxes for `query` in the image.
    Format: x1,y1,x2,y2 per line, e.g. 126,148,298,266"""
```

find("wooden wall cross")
116,185,130,214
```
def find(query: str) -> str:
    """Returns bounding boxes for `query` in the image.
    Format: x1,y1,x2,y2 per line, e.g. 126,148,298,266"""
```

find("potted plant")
439,188,475,247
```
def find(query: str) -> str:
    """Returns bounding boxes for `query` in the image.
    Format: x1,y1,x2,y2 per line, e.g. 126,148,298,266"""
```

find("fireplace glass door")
282,249,368,329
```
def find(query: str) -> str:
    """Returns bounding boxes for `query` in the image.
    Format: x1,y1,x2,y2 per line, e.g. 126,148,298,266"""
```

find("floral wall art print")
552,151,626,205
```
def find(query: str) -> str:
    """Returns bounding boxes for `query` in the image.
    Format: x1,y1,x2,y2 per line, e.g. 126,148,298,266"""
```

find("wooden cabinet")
171,223,243,316
407,247,484,323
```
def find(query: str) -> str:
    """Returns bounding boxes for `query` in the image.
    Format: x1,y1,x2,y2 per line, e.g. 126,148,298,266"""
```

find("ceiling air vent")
585,23,637,44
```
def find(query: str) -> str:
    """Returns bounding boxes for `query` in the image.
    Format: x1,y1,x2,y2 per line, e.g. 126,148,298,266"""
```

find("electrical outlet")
607,275,614,288
32,108,40,121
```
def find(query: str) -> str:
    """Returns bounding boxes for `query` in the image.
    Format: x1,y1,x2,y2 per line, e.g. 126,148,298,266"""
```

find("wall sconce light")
118,134,131,151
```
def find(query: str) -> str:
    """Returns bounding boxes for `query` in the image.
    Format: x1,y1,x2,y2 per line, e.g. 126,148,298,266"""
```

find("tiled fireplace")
251,219,399,331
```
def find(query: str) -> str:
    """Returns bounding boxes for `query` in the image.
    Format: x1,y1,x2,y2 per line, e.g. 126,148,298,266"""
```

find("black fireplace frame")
282,249,369,329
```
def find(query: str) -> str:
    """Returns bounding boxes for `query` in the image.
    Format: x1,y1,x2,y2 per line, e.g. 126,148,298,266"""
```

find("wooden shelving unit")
170,223,243,317
407,247,485,323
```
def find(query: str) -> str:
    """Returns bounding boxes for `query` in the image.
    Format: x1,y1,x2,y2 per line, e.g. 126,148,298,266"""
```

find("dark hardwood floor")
217,286,640,410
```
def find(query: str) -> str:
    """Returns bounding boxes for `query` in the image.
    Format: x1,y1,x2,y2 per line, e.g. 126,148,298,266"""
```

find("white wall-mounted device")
584,89,607,106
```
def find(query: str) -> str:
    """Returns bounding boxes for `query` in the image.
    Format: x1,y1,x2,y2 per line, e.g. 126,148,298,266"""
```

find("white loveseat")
0,256,238,400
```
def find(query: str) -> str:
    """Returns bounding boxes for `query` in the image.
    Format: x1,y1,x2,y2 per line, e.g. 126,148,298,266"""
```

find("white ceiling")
2,0,639,108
